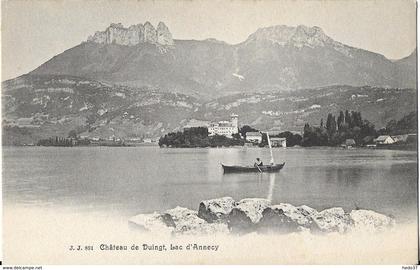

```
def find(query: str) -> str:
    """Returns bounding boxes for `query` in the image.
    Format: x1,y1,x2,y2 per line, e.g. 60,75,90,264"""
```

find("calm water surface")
3,146,418,222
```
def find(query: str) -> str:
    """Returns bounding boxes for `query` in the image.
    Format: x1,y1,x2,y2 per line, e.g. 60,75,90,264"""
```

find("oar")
255,163,262,173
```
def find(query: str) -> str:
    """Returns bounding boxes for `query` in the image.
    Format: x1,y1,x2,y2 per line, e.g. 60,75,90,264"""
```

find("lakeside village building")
373,134,416,145
245,131,287,147
270,137,287,147
245,132,262,144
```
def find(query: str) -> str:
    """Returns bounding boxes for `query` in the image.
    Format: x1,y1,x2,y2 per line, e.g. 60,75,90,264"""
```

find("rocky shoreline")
129,197,395,236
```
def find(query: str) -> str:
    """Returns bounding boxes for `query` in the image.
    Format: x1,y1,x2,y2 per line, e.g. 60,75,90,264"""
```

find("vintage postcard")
1,0,418,266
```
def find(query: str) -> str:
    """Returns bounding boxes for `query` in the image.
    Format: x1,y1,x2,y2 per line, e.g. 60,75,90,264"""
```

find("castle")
208,114,239,138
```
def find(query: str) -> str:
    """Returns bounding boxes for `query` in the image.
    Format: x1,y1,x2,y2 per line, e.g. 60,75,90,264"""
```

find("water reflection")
267,173,276,202
324,166,363,186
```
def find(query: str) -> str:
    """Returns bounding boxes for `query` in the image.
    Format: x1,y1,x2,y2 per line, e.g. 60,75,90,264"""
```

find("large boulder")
198,197,236,223
312,207,353,233
297,205,319,217
271,203,318,228
349,209,396,233
227,198,271,233
165,206,229,235
258,206,300,233
128,212,175,234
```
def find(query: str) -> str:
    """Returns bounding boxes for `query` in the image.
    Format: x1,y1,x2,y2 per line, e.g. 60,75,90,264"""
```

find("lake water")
3,146,418,222
3,146,418,264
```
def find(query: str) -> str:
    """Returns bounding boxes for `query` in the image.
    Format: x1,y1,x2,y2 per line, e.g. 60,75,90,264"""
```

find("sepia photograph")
1,0,418,266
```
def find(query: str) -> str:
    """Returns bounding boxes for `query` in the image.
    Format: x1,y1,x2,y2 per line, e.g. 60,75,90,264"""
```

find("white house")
143,138,152,143
246,132,262,144
208,114,239,138
391,134,409,143
270,137,287,147
375,135,395,145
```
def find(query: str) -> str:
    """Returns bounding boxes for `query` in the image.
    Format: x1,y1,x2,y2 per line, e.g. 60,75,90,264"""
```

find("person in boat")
254,158,263,167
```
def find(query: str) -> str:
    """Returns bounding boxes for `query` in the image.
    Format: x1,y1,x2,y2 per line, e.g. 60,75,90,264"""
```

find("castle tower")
230,113,239,133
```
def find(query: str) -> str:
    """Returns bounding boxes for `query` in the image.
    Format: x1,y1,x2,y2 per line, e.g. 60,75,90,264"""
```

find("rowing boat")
220,132,285,173
221,162,285,173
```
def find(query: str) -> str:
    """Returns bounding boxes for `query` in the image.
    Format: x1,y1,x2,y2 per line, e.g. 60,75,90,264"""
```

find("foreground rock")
258,206,300,233
227,198,271,232
129,207,228,235
312,207,353,233
130,197,396,236
198,197,236,223
257,203,320,233
349,209,396,233
273,204,318,227
128,212,175,234
165,206,229,235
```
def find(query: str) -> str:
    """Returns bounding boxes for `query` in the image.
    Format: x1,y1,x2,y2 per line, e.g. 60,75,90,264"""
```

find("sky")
1,0,417,81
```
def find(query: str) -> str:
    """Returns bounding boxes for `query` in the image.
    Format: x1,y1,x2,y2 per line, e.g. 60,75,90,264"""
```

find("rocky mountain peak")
246,24,334,48
109,23,124,29
87,21,174,46
156,21,173,45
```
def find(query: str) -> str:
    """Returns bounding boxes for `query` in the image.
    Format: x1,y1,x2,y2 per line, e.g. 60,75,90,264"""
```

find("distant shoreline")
3,144,416,151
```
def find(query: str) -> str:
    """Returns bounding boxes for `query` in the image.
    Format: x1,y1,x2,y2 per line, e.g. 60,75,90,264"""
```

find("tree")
360,120,376,138
351,111,362,128
239,125,259,138
68,129,78,139
232,133,241,140
302,110,377,147
326,114,332,132
302,123,316,146
302,124,328,146
326,113,337,136
384,111,417,135
331,116,337,133
259,132,268,147
337,111,345,130
345,110,352,128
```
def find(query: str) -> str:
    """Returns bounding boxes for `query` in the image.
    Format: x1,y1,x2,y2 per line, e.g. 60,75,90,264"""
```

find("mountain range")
31,22,416,98
2,22,417,144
